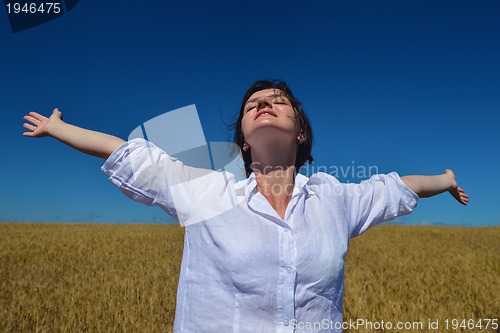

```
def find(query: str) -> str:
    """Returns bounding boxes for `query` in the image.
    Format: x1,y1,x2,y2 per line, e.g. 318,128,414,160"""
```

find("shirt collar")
244,172,314,200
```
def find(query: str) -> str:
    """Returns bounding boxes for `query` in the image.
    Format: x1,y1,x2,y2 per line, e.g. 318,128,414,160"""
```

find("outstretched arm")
401,169,469,205
23,108,125,159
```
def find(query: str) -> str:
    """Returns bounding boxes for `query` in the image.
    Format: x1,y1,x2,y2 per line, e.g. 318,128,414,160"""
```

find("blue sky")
1,0,499,226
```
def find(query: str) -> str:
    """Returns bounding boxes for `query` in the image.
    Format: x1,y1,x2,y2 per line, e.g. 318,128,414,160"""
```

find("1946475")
5,2,62,14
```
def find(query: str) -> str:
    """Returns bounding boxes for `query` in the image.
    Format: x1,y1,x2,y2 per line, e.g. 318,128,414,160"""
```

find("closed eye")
272,97,290,105
245,106,255,113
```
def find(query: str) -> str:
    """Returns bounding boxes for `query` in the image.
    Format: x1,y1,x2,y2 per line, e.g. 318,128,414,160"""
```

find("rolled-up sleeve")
101,138,216,223
344,172,419,238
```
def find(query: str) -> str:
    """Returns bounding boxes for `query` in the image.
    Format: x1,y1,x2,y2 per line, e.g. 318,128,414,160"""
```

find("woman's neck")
254,166,296,220
248,138,298,219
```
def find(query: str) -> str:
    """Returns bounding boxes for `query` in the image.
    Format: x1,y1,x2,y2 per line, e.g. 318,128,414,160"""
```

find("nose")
257,97,271,111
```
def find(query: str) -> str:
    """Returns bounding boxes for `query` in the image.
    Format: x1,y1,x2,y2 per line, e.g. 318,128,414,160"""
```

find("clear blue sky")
1,0,499,226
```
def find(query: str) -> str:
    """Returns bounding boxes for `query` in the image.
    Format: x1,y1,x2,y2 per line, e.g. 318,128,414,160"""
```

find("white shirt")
102,139,418,333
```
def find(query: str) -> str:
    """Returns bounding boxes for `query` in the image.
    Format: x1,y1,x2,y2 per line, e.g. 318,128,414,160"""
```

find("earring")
298,135,305,144
243,143,249,151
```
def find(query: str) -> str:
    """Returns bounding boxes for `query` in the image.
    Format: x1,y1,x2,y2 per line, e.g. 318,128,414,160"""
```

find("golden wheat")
344,226,499,332
0,223,498,332
0,223,183,333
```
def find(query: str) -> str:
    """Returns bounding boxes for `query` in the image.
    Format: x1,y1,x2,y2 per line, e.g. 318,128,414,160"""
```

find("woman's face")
241,89,301,149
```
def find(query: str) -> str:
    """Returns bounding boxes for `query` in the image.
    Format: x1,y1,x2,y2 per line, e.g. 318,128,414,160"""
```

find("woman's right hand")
23,108,63,138
23,107,124,158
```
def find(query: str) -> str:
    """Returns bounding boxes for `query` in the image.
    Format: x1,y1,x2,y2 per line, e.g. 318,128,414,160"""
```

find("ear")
297,132,305,144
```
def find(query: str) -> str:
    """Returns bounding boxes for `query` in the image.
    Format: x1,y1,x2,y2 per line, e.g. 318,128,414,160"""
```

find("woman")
23,80,468,332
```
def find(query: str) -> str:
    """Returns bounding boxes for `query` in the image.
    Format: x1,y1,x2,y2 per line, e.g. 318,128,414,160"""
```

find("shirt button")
285,266,293,274
283,319,290,326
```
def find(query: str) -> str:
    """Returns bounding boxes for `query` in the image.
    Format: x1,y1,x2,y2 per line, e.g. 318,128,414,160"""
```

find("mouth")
255,109,277,120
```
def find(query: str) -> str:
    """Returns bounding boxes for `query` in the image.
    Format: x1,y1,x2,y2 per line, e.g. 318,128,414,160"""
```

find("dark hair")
233,79,314,177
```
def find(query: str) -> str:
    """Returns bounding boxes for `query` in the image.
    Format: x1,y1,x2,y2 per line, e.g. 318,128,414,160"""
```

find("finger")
28,111,47,121
22,131,34,137
23,115,41,126
23,123,37,131
52,108,62,118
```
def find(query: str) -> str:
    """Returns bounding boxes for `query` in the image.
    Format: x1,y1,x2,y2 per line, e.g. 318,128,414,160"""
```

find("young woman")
23,80,468,332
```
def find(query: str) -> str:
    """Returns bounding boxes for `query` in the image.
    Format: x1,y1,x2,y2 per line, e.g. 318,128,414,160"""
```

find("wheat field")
0,223,498,332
